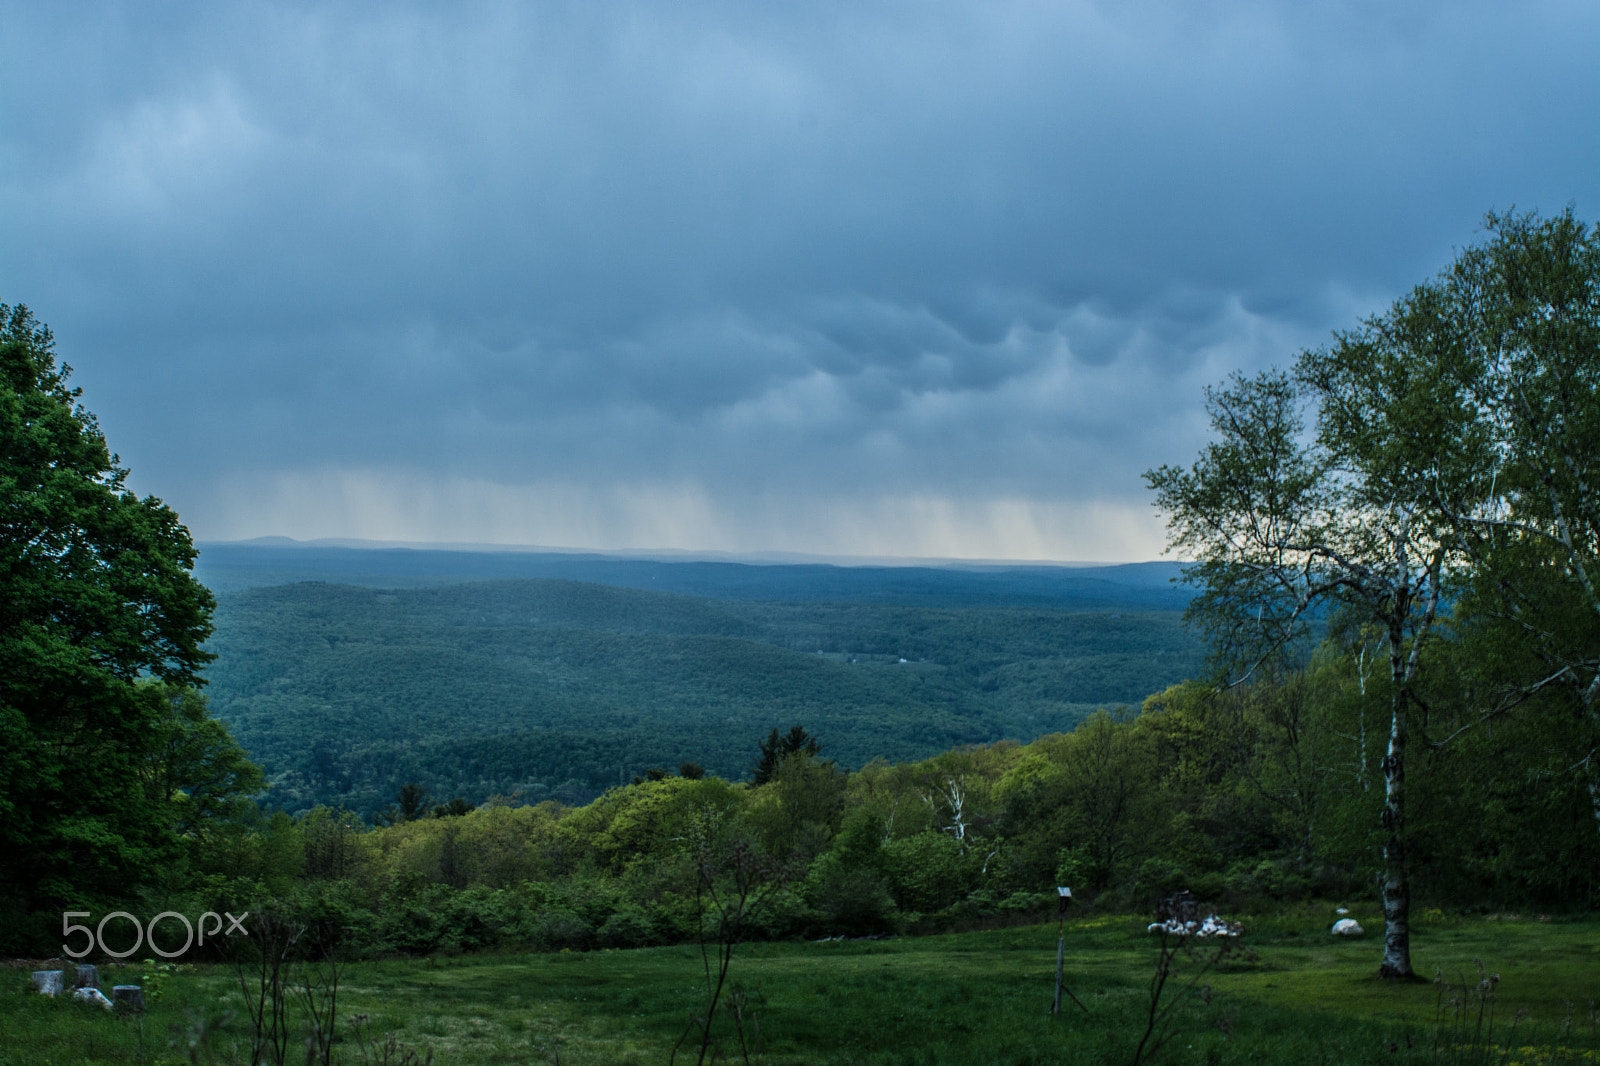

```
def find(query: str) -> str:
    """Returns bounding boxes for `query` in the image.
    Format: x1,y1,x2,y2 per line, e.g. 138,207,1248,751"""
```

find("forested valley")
201,568,1202,815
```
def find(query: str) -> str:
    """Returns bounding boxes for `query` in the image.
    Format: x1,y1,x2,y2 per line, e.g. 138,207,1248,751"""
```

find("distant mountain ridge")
195,540,1191,608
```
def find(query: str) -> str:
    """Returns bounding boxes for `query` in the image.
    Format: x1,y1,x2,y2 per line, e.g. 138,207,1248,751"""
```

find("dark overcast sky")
3,1,1595,560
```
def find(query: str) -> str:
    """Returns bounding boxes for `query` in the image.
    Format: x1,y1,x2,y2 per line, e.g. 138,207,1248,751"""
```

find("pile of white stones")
1146,914,1242,937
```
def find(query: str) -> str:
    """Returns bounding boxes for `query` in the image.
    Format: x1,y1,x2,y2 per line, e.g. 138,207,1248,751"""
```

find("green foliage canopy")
0,304,254,927
1145,208,1600,979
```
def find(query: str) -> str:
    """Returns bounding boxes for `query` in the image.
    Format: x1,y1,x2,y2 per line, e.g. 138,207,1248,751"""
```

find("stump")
30,970,63,996
111,985,145,1012
74,963,100,989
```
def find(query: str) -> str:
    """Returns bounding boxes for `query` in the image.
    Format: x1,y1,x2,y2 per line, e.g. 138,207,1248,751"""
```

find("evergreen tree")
750,725,824,785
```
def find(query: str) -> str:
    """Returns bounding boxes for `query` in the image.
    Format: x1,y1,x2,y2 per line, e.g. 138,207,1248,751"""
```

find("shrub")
533,907,593,951
1222,857,1312,905
806,860,897,936
1132,858,1190,902
597,907,657,948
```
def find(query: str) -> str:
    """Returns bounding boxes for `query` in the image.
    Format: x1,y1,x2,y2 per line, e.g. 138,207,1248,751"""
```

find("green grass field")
4,907,1597,1065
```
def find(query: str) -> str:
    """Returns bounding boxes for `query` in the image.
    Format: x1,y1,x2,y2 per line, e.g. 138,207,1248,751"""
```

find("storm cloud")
3,1,1595,559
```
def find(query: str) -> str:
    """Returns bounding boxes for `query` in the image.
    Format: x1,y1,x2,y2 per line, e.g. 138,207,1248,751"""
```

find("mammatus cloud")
2,1,1595,559
170,293,1327,560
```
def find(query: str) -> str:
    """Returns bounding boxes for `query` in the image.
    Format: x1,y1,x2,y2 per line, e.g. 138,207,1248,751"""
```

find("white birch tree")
1147,207,1599,978
1147,369,1453,979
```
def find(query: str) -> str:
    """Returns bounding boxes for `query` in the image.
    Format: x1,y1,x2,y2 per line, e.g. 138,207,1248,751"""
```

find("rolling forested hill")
193,540,1191,607
199,545,1202,815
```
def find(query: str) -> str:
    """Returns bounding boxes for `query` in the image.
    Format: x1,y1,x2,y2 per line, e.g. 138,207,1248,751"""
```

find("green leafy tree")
1146,208,1599,978
433,797,473,818
881,830,979,913
137,682,265,838
1410,210,1600,832
0,304,233,942
557,775,745,874
189,801,306,898
1149,362,1459,981
1139,681,1284,868
1146,358,1456,980
746,752,848,860
996,711,1167,896
300,804,367,881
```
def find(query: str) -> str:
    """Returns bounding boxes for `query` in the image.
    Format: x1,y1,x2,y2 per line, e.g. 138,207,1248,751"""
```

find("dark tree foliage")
0,304,238,935
750,725,824,785
377,782,433,825
139,681,264,840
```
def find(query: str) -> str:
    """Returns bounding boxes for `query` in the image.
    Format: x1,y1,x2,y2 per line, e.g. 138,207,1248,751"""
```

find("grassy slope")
7,912,1596,1065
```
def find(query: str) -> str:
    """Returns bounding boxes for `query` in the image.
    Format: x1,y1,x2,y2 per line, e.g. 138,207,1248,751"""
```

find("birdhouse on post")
1051,886,1086,1015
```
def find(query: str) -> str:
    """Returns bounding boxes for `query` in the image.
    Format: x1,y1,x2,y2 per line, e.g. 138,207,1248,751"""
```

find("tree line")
43,662,1594,964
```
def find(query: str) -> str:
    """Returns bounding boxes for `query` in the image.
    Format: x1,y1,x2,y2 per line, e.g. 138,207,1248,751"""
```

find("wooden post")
1053,933,1066,1014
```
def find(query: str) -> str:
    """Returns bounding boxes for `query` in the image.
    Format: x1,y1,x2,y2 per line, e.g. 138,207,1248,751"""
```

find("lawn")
3,907,1596,1065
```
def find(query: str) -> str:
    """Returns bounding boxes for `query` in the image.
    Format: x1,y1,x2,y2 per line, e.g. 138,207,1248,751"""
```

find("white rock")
73,987,114,1010
1332,918,1363,936
1335,907,1350,915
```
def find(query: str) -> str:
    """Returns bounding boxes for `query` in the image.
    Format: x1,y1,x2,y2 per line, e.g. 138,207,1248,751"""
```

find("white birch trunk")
1377,692,1412,979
